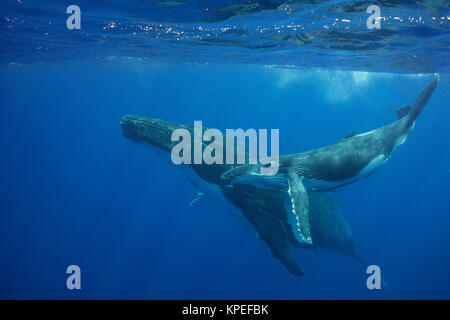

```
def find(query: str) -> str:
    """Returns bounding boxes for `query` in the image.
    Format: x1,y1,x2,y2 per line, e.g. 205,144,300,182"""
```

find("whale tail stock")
404,73,439,127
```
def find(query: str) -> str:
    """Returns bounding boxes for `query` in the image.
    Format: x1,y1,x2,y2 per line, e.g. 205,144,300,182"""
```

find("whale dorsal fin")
344,131,356,139
396,105,411,119
337,131,356,143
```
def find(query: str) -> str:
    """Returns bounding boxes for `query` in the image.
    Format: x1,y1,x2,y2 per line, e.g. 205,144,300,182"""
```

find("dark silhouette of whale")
120,74,438,276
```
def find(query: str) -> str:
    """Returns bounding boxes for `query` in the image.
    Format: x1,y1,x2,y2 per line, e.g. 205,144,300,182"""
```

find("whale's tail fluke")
405,74,439,127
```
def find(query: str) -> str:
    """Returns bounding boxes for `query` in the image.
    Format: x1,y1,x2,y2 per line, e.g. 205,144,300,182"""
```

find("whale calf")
220,75,439,244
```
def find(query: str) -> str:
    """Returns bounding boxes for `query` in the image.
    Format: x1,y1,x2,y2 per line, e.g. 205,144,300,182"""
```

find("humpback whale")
121,115,359,276
220,75,439,244
120,74,438,277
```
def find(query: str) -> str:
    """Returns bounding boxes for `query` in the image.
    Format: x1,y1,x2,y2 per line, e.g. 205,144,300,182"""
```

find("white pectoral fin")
286,169,312,244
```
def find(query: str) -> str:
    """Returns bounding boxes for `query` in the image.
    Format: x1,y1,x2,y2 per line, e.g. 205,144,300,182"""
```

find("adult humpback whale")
220,75,439,244
121,116,358,277
120,75,438,276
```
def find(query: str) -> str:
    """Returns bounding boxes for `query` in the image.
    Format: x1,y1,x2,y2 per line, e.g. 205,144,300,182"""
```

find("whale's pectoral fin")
286,169,312,245
395,105,411,119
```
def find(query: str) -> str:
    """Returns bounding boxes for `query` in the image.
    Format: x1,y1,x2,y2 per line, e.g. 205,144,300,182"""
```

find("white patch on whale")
302,154,388,191
396,134,407,147
392,123,413,154
358,154,387,178
355,129,376,138
229,172,288,191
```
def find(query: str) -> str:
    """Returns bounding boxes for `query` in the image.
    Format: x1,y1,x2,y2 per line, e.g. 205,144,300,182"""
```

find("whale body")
221,75,439,244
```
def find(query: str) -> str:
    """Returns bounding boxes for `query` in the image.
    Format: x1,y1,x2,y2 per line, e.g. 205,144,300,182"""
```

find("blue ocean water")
0,1,449,299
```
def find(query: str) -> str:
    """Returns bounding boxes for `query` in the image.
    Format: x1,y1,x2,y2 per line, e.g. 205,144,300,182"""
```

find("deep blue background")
0,61,449,299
